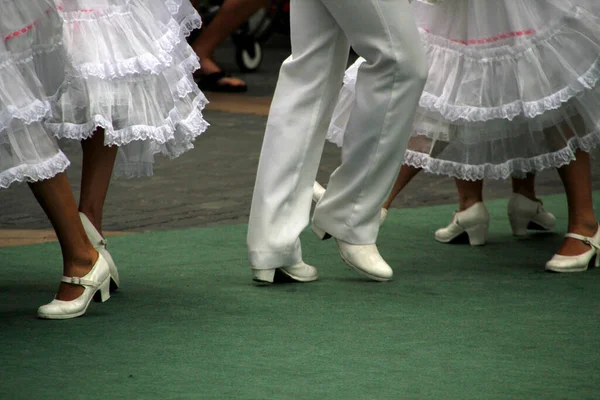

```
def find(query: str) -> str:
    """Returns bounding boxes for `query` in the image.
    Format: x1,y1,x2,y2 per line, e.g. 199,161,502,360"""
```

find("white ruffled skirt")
47,0,208,178
328,0,600,180
0,0,70,189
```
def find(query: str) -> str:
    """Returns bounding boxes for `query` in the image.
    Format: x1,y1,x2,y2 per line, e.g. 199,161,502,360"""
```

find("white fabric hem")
0,151,70,189
46,94,208,149
403,130,600,180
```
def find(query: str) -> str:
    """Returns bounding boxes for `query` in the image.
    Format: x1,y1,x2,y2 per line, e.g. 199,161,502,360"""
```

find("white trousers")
247,0,427,269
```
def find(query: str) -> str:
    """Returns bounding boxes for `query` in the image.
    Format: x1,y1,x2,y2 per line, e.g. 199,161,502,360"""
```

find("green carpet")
1,193,599,400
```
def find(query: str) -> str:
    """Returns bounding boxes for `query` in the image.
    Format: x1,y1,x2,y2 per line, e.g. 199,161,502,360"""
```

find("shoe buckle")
582,238,600,250
67,277,81,285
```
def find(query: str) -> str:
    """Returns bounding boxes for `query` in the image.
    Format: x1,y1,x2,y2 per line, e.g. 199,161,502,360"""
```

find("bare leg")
455,179,484,211
382,165,422,209
29,173,98,301
511,173,537,201
78,128,118,236
556,150,598,256
191,0,270,86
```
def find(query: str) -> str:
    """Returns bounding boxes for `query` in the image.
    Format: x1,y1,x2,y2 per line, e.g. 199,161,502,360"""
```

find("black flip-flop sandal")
195,71,248,93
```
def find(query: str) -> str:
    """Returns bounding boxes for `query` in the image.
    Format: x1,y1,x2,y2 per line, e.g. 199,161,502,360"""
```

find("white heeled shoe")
312,223,393,281
507,194,556,236
312,181,388,225
435,202,490,246
79,212,120,291
545,225,600,273
252,261,318,284
38,254,111,320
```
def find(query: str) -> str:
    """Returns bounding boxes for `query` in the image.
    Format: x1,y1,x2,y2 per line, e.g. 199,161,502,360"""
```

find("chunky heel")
509,216,530,237
93,277,111,303
252,268,276,283
466,224,489,246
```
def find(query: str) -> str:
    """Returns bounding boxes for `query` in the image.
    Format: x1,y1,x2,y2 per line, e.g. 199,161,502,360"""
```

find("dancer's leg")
511,173,537,201
556,150,598,256
29,173,98,301
382,165,422,209
455,179,484,211
191,0,269,87
192,0,269,59
78,128,118,236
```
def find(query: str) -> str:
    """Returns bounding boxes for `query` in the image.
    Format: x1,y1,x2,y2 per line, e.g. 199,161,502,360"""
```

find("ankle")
63,250,98,277
513,188,537,202
458,198,482,212
197,56,218,71
568,220,598,236
79,209,102,235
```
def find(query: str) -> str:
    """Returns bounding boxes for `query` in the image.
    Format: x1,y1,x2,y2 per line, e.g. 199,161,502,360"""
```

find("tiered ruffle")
48,0,208,177
328,0,600,180
0,0,70,188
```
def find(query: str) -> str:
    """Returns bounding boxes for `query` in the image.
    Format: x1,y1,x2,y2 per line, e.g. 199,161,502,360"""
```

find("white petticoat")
328,0,600,180
47,0,208,178
0,0,70,189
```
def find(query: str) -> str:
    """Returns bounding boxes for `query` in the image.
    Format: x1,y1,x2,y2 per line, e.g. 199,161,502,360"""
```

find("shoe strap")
61,276,99,287
564,233,600,249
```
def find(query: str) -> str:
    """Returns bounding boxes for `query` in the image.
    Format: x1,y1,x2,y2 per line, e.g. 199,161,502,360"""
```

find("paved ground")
1,36,599,239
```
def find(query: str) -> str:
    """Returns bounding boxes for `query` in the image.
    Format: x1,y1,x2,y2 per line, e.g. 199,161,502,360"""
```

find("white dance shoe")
312,223,393,282
252,261,319,284
79,212,120,291
312,181,388,225
435,202,490,246
38,254,111,320
507,193,556,236
545,225,600,273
